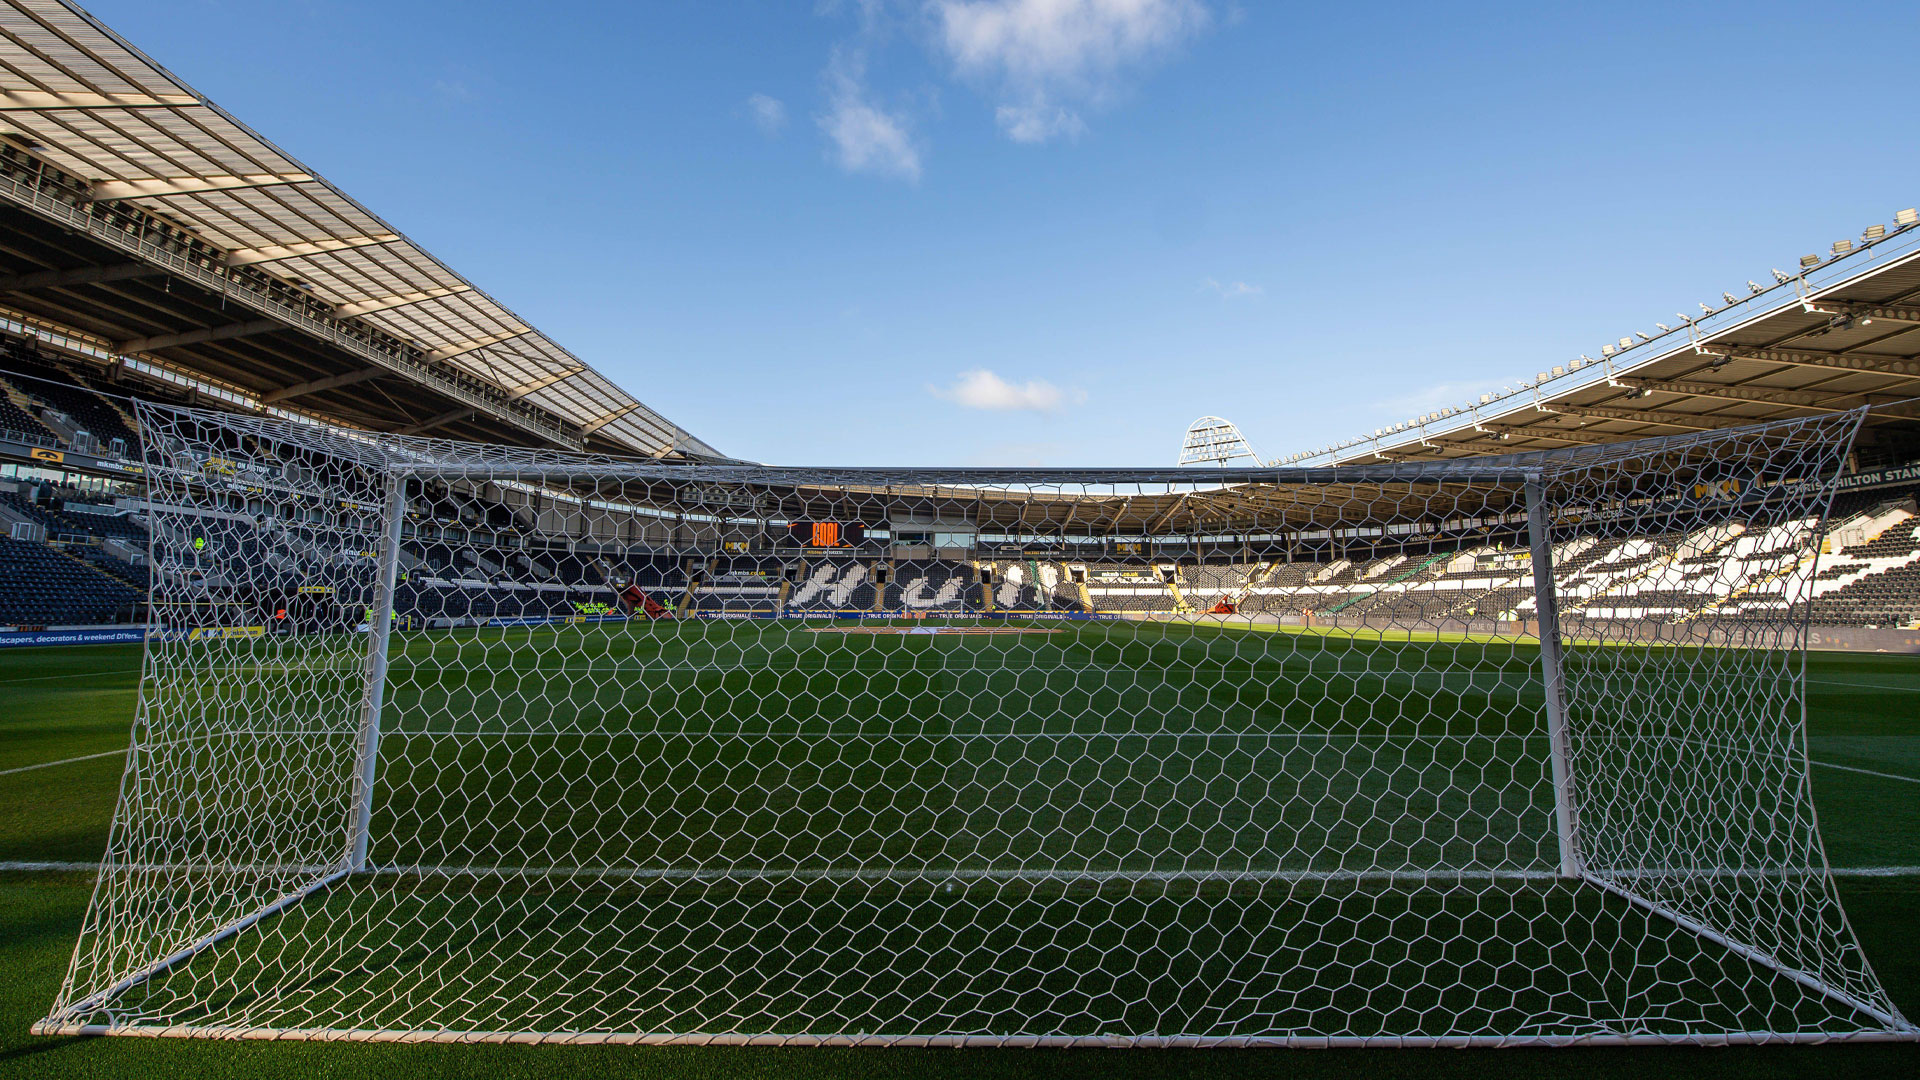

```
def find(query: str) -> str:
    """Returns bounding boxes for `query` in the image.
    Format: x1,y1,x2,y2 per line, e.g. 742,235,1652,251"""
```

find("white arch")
1177,415,1262,466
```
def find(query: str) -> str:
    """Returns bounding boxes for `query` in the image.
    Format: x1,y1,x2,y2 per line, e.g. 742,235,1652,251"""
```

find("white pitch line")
0,748,127,776
1805,677,1920,693
1811,759,1920,784
4,860,1919,878
0,667,142,684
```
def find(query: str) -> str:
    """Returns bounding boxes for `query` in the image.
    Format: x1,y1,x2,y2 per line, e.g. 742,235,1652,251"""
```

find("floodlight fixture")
1800,254,1822,268
1656,323,1671,332
1832,240,1853,255
1700,302,1715,315
1747,281,1764,295
1863,224,1886,241
1772,269,1792,284
1897,208,1919,227
1722,292,1739,305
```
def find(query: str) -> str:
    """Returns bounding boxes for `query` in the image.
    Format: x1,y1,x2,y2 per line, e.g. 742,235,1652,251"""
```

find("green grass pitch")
1,619,1917,1077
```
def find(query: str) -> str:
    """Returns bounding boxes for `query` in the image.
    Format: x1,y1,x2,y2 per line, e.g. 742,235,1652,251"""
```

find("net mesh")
36,401,1915,1045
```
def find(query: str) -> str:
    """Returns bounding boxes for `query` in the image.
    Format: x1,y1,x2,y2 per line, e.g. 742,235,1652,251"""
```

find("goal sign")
35,401,1916,1046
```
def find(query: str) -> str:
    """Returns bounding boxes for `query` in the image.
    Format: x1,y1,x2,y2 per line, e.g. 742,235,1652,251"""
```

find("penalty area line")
1810,759,1920,784
0,748,127,777
0,667,142,684
5,860,1920,878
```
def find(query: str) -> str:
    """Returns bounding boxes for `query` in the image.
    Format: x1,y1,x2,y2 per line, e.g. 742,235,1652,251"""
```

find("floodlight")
1772,269,1791,283
1656,323,1671,332
1897,208,1919,227
1636,332,1651,342
1800,254,1822,268
1700,302,1715,315
1602,344,1616,356
1619,337,1633,348
1722,292,1739,305
1552,365,1565,376
1863,225,1886,241
1747,281,1764,295
1479,393,1492,403
1832,240,1853,255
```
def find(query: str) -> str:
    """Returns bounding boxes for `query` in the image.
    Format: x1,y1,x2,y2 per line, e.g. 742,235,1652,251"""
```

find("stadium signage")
1836,462,1920,492
185,626,266,641
0,626,149,648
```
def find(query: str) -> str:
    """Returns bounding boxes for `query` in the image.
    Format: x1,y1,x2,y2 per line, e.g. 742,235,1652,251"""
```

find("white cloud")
929,369,1084,411
931,0,1210,142
818,48,922,181
746,93,788,134
995,101,1086,143
1200,277,1261,299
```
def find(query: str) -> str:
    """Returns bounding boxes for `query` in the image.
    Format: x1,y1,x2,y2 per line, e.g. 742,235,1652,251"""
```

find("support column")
1524,476,1582,878
348,470,408,872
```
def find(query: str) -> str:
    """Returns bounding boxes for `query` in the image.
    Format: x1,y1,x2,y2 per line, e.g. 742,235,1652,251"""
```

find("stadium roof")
0,0,720,458
1279,214,1920,468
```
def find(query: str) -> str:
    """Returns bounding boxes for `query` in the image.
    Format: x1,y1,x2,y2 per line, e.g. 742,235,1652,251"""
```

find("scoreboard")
784,521,865,548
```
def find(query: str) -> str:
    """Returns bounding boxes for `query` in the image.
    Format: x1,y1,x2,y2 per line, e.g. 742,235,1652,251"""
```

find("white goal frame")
33,401,1920,1046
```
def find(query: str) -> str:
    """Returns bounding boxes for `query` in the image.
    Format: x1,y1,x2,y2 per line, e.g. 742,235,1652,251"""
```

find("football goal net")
35,400,1917,1046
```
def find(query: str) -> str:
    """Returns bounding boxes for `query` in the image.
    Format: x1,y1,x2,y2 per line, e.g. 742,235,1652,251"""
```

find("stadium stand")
0,536,141,625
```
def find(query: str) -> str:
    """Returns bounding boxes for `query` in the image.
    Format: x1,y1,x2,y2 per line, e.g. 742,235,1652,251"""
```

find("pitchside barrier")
32,401,1918,1046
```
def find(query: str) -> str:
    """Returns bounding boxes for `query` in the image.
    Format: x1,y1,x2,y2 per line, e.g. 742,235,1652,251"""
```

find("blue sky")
85,0,1920,465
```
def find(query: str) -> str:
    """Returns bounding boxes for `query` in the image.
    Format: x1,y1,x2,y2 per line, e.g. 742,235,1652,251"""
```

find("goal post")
35,400,1918,1046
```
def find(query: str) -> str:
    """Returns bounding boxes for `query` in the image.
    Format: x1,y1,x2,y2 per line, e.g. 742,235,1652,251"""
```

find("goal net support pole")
348,471,408,873
1523,477,1582,880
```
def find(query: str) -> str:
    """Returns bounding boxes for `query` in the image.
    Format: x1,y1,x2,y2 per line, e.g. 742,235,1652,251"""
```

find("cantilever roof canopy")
1289,223,1920,468
0,0,718,459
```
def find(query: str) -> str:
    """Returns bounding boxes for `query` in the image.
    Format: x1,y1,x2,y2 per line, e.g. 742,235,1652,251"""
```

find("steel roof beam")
118,317,281,353
259,366,385,404
1619,378,1850,412
332,285,471,319
1481,425,1620,447
1696,345,1920,379
1802,301,1920,327
87,173,313,201
1557,405,1746,431
0,261,160,292
395,407,475,436
224,234,401,267
0,89,198,110
580,403,642,434
424,328,531,363
505,368,584,399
